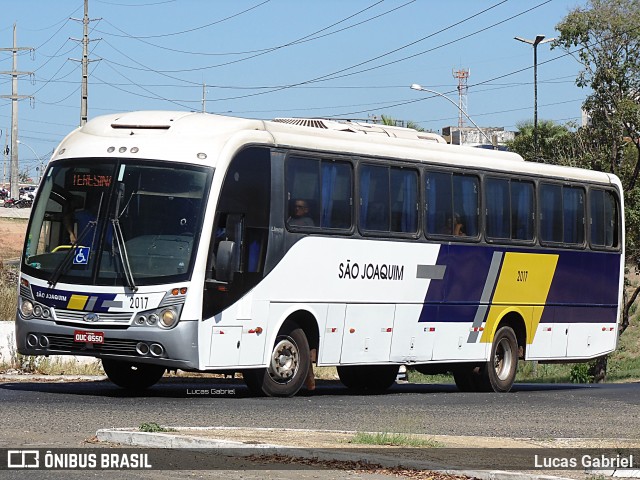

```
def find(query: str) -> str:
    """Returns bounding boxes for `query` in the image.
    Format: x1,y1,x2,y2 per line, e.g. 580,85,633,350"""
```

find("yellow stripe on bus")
480,252,558,344
67,294,89,310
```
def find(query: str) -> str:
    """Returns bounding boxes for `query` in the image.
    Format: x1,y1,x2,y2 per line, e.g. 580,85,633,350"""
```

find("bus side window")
359,164,389,232
540,183,563,243
590,189,619,249
563,186,585,245
320,161,352,229
208,146,271,286
390,168,418,233
286,156,320,228
540,183,585,245
486,178,510,240
425,171,453,236
511,181,534,241
426,171,478,238
453,174,479,237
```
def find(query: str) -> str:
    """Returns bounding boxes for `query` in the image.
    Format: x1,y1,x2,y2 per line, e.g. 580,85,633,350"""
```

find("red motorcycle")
3,197,18,208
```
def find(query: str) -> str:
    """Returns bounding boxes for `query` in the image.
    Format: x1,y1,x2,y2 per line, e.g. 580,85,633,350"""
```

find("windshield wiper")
111,219,137,292
111,183,138,292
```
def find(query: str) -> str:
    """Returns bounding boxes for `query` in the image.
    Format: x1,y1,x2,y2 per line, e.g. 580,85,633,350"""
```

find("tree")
555,0,640,278
550,0,640,381
507,119,573,163
18,169,31,184
555,0,640,187
379,115,426,132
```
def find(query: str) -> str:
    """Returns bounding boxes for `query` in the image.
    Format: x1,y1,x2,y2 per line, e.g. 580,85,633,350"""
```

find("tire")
479,325,518,392
102,359,165,390
337,365,399,392
242,325,310,397
452,365,483,392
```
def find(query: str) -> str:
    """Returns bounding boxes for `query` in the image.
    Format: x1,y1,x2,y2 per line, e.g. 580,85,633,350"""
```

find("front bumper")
15,316,200,370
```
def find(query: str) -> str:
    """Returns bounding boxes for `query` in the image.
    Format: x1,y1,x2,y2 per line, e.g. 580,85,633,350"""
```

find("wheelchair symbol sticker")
73,247,90,265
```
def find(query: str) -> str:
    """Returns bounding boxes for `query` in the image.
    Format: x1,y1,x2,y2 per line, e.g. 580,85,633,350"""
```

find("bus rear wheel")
101,359,165,390
337,365,399,392
242,325,310,397
452,365,483,392
479,325,518,392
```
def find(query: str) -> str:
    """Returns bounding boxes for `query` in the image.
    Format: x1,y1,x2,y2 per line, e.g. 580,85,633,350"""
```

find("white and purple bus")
16,112,624,396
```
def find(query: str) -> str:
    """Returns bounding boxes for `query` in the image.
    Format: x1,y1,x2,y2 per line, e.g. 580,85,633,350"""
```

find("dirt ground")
164,427,640,450
0,217,27,264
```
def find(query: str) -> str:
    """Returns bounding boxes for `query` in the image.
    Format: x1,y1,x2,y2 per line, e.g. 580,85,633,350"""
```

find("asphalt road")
1,377,639,443
1,377,639,478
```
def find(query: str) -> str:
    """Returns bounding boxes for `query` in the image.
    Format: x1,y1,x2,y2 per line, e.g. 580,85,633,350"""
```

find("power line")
95,0,271,39
101,0,512,76
97,0,408,57
95,0,177,6
80,0,554,115
93,0,395,90
176,0,548,104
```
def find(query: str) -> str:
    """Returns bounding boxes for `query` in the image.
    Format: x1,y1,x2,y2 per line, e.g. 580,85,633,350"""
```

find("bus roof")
54,111,619,187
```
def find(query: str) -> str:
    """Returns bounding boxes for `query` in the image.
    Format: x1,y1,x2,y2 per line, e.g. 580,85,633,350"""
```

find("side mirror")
215,240,237,282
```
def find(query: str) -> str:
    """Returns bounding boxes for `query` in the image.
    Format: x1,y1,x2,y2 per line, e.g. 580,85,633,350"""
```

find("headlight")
20,299,34,318
159,309,178,328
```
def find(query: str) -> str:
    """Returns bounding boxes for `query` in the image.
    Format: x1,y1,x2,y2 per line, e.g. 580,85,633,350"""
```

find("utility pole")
0,24,33,200
71,0,100,126
202,83,207,113
3,129,8,188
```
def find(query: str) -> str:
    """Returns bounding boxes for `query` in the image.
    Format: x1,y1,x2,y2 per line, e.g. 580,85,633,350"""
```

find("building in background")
441,126,515,149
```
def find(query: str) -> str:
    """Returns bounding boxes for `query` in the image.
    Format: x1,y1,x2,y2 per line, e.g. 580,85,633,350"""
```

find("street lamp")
16,139,43,184
410,84,494,146
514,34,554,159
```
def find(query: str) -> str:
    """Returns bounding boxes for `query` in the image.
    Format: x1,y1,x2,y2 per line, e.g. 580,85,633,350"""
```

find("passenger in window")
453,213,465,236
439,213,465,236
64,195,95,244
288,199,314,227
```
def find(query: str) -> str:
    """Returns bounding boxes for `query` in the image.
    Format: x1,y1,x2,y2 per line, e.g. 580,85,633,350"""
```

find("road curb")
95,427,574,480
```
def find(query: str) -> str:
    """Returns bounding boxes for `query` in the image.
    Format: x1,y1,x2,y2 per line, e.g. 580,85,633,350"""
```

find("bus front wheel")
242,325,310,397
101,359,165,390
337,365,399,392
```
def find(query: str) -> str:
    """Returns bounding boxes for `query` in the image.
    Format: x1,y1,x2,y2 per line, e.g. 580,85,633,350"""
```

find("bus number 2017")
130,296,149,309
517,270,528,282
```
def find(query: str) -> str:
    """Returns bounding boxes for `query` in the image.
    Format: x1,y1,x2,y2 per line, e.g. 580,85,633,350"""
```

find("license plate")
74,330,104,344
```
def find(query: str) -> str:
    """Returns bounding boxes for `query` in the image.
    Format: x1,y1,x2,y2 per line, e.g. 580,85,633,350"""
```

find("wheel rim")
268,336,299,384
494,337,514,381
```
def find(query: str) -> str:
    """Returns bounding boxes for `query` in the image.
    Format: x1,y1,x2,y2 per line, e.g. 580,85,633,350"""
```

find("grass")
348,431,443,448
139,422,175,433
0,266,18,322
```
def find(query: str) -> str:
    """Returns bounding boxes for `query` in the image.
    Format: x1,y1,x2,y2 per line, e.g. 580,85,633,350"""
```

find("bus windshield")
23,159,211,287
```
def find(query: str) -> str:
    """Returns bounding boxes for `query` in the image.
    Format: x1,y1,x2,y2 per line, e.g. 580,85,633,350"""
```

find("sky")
0,0,589,182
